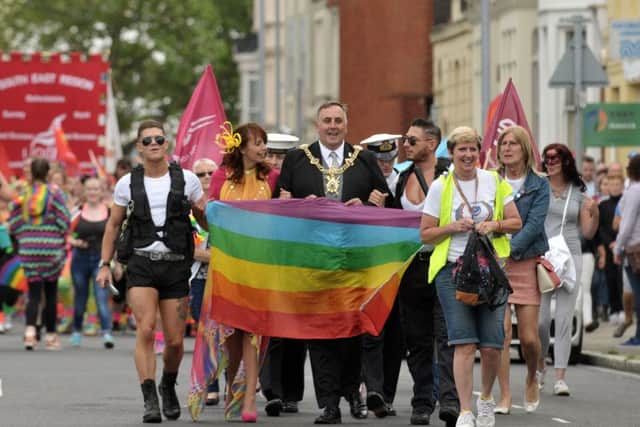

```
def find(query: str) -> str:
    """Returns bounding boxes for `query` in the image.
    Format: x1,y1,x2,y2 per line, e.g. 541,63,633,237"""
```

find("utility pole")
275,0,281,131
258,0,266,124
550,15,608,166
567,15,587,168
481,0,491,129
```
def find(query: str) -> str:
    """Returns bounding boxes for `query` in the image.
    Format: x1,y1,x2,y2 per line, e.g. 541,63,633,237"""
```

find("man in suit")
276,101,391,424
393,118,458,426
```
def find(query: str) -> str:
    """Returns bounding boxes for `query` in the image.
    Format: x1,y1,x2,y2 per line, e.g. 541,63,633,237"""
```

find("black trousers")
26,279,58,333
362,297,404,404
309,335,362,409
604,251,623,313
398,256,458,414
260,337,307,402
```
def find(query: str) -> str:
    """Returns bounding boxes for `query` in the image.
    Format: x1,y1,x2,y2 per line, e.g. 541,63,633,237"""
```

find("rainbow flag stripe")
0,256,28,292
205,198,422,339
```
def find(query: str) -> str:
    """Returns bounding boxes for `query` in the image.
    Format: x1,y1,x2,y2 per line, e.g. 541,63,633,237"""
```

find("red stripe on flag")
210,296,373,339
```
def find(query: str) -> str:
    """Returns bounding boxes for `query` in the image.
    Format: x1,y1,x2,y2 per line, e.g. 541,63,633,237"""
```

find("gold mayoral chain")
300,144,362,196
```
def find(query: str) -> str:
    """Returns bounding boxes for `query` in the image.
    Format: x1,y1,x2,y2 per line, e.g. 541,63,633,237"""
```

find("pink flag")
173,64,226,169
481,78,540,169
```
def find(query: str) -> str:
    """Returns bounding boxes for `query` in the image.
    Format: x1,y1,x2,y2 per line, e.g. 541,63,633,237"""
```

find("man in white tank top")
392,119,458,427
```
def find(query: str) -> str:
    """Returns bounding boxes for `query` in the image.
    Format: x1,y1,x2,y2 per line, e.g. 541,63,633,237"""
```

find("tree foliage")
0,0,252,136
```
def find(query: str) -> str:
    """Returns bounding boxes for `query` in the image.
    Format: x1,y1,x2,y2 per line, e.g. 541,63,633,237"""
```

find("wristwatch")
99,260,111,268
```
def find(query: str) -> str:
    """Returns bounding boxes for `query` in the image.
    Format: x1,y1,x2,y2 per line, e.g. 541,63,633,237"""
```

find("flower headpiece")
216,121,242,154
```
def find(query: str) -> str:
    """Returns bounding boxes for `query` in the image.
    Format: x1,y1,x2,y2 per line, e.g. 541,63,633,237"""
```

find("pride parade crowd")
0,102,639,427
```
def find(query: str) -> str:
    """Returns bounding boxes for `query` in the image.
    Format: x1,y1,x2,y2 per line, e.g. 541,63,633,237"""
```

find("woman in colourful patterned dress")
8,158,71,350
189,123,278,423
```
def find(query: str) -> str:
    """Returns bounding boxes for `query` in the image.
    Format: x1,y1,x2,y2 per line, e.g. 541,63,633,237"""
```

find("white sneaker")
611,311,624,325
476,396,496,427
0,323,5,334
456,411,476,427
553,379,570,396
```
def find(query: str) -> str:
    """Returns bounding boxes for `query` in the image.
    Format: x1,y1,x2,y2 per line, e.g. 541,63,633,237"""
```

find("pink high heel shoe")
241,411,257,423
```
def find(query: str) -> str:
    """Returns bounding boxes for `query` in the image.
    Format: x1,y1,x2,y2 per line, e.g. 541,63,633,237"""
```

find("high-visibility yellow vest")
427,170,512,283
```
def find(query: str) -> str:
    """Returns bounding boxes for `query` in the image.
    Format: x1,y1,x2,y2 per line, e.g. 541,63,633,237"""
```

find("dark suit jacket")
275,141,391,205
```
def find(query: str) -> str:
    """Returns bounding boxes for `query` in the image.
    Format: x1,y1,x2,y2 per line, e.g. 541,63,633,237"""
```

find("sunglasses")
196,171,214,178
543,154,561,165
401,135,438,146
141,135,166,146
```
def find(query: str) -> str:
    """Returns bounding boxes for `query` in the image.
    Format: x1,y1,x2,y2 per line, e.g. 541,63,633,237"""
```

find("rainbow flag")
0,256,28,293
207,198,422,338
188,198,422,419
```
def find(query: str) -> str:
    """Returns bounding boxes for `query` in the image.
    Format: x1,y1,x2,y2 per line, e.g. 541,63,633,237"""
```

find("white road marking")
552,417,571,424
0,378,3,397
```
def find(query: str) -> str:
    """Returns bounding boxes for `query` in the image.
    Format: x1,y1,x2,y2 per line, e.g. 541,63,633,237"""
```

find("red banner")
173,64,227,169
0,52,109,177
481,78,540,169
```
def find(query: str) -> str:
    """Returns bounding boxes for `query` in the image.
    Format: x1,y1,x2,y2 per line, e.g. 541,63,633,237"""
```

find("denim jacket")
509,170,550,261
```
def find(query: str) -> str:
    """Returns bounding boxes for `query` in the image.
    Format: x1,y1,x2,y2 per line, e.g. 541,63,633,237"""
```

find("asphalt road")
0,330,639,427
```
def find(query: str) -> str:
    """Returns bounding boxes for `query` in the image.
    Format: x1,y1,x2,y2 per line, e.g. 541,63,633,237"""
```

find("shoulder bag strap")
559,185,572,236
453,174,477,216
413,167,429,196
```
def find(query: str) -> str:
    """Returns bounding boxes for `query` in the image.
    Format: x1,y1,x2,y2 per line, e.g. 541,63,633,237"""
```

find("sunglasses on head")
141,135,166,146
196,171,214,178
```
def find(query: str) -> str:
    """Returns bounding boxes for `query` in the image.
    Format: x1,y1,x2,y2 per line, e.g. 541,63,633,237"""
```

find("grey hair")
193,158,218,171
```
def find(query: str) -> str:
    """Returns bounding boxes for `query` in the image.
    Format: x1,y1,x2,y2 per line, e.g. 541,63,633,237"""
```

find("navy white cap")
360,133,401,161
267,133,300,153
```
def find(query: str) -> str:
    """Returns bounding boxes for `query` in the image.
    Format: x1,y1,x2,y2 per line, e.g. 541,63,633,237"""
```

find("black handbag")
452,231,512,311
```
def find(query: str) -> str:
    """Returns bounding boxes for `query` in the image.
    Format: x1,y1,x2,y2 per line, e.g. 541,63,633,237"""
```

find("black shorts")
126,254,191,300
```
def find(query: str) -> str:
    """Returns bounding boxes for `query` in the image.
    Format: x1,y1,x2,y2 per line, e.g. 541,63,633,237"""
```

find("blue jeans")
591,268,609,307
71,249,112,333
435,263,506,349
190,276,219,393
625,267,640,340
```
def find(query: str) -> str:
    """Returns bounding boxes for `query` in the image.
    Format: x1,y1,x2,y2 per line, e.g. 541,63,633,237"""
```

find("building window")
434,0,452,25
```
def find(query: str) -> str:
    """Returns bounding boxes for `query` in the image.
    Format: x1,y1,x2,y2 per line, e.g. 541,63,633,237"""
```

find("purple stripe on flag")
211,198,422,228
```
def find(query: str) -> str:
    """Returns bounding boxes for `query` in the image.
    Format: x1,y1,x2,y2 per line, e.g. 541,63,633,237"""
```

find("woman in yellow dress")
192,122,278,423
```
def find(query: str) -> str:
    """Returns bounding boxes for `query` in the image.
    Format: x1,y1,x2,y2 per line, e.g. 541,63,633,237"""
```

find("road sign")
583,103,640,147
549,40,609,87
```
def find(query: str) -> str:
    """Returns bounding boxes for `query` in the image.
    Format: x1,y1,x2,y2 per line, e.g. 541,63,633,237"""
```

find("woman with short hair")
421,126,522,427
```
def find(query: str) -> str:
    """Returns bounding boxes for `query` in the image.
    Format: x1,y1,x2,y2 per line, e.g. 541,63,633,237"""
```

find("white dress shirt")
319,141,345,167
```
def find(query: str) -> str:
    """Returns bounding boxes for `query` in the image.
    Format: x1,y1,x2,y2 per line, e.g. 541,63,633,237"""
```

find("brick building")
336,0,435,155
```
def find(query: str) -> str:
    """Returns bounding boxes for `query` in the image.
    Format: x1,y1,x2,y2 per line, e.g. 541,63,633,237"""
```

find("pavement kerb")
581,350,640,374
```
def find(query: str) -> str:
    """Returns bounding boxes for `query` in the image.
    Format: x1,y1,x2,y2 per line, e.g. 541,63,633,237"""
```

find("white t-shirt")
423,168,513,262
506,175,526,195
113,168,203,252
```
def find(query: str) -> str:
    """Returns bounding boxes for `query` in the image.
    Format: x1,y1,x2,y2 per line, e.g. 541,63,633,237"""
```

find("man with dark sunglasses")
393,118,458,427
97,120,206,423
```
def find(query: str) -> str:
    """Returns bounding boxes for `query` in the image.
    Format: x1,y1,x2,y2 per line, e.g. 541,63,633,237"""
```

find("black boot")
158,371,181,420
141,379,162,423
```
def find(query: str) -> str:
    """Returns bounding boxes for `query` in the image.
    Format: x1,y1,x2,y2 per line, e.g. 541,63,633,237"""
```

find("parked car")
511,286,583,365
